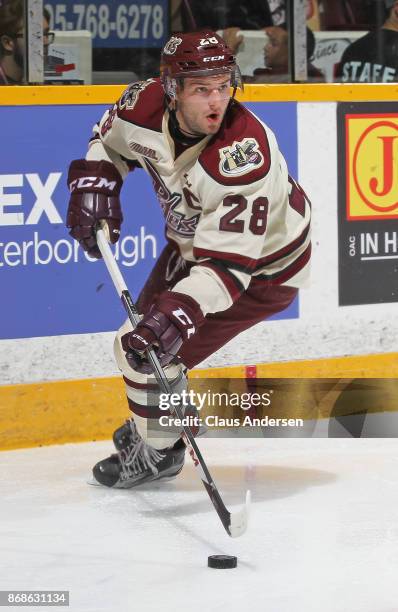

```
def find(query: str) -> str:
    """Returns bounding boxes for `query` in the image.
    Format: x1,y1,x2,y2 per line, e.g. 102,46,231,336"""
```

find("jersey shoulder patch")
199,102,272,186
117,78,164,132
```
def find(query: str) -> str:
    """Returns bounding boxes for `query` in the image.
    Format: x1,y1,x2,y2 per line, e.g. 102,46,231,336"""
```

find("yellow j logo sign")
347,116,398,220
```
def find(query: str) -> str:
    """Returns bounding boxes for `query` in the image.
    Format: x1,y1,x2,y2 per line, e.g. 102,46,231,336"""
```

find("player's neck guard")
168,109,206,145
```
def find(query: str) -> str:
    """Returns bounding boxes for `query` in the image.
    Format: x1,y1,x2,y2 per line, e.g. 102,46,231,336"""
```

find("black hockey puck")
208,555,237,569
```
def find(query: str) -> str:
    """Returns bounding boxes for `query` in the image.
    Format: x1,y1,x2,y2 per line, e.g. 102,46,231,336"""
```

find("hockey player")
66,31,311,488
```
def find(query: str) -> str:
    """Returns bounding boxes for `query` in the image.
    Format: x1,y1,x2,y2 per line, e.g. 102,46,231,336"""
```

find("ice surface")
1,438,398,612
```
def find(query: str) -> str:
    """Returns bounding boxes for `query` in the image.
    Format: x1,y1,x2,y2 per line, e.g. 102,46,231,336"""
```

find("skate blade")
86,473,179,489
87,476,102,486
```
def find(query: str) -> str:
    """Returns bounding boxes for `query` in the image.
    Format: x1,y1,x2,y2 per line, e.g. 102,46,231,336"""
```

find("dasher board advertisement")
337,102,398,306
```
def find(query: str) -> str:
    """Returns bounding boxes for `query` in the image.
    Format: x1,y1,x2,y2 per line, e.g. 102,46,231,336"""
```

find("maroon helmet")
160,31,243,98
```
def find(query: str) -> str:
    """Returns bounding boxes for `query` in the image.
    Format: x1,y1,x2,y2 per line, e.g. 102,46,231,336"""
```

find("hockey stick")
96,227,250,538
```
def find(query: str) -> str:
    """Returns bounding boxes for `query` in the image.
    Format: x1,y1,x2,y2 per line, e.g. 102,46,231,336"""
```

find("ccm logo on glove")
121,291,205,373
172,308,195,338
66,159,123,258
130,332,149,347
69,176,119,192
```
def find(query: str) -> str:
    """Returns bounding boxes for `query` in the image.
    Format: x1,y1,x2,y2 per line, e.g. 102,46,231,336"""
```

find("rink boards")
1,84,398,448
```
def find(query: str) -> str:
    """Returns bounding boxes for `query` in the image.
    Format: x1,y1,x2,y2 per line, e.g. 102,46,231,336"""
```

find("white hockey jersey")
87,78,311,316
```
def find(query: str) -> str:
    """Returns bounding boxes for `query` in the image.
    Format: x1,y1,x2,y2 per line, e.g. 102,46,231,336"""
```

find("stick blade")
228,489,251,538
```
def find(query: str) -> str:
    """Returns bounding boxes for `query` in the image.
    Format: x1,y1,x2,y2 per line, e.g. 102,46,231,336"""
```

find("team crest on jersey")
219,138,264,177
163,36,182,55
118,79,155,111
144,160,200,237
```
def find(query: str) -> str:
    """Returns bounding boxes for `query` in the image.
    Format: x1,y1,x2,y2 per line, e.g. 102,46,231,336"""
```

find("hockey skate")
112,418,136,451
92,419,185,488
112,396,207,454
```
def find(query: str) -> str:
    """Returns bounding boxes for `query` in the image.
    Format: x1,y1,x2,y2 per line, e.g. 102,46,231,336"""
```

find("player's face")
176,74,231,136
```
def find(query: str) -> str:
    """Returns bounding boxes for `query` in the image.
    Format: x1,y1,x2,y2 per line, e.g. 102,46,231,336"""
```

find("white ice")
1,438,398,612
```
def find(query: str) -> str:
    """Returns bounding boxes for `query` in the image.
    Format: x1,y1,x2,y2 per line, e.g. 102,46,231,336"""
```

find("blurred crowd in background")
1,0,398,85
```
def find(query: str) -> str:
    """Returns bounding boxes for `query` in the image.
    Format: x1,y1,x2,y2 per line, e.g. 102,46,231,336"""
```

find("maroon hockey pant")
136,244,298,369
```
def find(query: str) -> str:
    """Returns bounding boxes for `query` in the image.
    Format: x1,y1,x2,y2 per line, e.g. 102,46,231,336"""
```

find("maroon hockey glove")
121,291,205,373
66,159,123,258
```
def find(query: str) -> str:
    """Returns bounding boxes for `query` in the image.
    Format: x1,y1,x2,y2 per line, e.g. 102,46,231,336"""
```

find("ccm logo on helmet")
69,177,118,192
203,55,225,62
